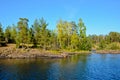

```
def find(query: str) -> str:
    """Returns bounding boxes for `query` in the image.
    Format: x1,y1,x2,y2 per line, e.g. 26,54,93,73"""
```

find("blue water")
0,53,120,80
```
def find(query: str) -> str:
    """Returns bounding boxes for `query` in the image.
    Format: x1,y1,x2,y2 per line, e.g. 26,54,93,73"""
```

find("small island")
0,18,120,59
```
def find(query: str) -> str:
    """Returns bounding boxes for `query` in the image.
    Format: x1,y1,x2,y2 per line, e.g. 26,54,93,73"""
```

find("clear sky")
0,0,120,35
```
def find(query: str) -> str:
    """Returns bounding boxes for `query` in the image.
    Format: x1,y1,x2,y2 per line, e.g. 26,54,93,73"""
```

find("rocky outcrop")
96,50,120,54
0,47,92,59
0,48,69,59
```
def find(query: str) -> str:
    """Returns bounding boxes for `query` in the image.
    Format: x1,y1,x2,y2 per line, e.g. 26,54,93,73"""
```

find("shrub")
106,42,120,50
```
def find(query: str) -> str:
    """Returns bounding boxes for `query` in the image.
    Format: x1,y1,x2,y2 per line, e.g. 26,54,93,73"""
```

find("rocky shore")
1,47,120,59
0,48,89,59
0,48,66,59
96,50,120,54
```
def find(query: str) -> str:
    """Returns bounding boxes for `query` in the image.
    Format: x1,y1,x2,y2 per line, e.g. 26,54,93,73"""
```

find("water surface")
0,53,120,80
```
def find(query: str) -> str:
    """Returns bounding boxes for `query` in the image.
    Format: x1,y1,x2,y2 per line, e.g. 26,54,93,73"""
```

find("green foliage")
4,25,17,43
56,20,69,49
56,18,92,51
3,17,120,51
108,32,120,43
78,18,86,38
98,40,106,50
71,31,79,50
106,42,120,50
11,25,17,43
89,32,120,50
5,26,11,43
1,17,120,51
17,18,29,48
28,27,34,44
0,23,4,41
79,38,92,51
32,18,48,49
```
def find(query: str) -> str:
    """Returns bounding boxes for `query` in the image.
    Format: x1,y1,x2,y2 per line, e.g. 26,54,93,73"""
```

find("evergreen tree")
0,23,4,42
17,18,29,48
32,18,48,49
10,24,17,43
39,18,48,50
78,18,86,38
5,26,11,43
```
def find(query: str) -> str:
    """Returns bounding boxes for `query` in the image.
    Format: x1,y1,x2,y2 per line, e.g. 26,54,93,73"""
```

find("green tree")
5,26,11,43
17,18,29,48
98,39,106,49
78,18,86,38
56,20,66,49
32,19,41,47
40,18,48,50
49,30,58,50
28,27,34,45
79,38,92,50
108,32,120,43
78,18,92,50
0,23,4,42
56,20,73,49
70,21,79,50
71,31,79,50
10,24,17,43
32,18,48,49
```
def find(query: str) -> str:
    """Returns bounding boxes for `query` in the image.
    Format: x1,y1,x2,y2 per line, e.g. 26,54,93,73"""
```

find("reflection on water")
0,53,120,80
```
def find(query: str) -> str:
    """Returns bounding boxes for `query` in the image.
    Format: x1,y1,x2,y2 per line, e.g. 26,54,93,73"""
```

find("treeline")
89,32,120,50
0,18,92,50
0,18,120,51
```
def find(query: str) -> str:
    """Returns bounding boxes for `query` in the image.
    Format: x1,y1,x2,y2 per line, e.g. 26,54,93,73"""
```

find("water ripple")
0,54,120,80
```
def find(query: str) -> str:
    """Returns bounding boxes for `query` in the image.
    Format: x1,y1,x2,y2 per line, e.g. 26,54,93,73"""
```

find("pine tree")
17,18,29,48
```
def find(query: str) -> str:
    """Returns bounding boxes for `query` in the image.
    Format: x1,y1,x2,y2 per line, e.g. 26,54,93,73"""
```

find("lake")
0,53,120,80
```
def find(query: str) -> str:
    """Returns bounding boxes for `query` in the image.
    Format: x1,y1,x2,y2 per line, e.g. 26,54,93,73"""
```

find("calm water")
0,53,120,80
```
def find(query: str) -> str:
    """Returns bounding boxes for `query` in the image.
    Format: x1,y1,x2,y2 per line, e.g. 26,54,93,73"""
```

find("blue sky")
0,0,120,35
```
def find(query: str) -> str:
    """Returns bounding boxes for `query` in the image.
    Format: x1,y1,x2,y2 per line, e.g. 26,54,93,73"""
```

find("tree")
99,39,106,49
32,18,48,49
10,24,17,43
70,21,79,50
32,19,41,47
71,31,79,50
79,37,91,50
16,18,29,48
56,20,65,49
0,23,4,42
56,20,73,49
40,18,48,50
108,32,120,43
28,27,34,45
5,26,11,43
77,18,92,50
78,18,86,38
49,30,58,50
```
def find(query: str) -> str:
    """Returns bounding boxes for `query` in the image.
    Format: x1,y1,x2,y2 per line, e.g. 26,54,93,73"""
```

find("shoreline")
95,50,120,54
1,47,120,59
0,48,90,59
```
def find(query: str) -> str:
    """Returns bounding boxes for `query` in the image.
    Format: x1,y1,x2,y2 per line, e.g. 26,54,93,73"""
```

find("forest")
0,18,120,51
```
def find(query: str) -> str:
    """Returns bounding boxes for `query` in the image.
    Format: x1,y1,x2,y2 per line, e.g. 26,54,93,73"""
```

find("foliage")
78,18,86,38
0,23,5,42
98,40,106,50
16,18,29,48
79,38,92,50
89,32,120,50
106,42,120,50
32,18,48,49
2,17,120,51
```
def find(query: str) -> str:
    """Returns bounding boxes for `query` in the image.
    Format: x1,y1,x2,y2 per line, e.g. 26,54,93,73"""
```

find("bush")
98,40,107,50
106,42,120,50
79,38,92,51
